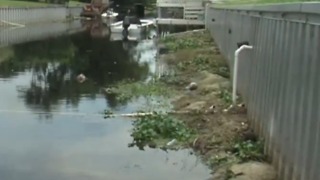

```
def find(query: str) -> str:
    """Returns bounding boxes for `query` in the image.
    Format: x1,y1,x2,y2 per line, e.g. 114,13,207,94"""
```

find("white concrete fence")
0,6,82,27
0,20,85,48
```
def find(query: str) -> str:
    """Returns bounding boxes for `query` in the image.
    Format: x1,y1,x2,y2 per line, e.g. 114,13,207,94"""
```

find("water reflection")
0,28,151,112
0,21,86,48
0,113,211,180
0,20,211,180
81,19,112,38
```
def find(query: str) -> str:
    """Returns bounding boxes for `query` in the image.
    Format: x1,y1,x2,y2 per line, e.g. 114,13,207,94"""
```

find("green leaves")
166,39,203,52
218,88,233,105
177,55,210,71
107,80,173,106
232,140,265,162
161,35,205,52
130,113,194,149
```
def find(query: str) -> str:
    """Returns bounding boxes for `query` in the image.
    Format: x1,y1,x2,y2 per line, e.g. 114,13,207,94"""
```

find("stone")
186,82,198,91
229,162,277,180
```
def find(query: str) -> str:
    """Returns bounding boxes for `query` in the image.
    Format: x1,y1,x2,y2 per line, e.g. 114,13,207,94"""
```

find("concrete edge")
210,1,320,14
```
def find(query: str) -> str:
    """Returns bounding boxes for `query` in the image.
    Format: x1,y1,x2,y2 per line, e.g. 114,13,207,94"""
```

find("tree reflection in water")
0,25,153,113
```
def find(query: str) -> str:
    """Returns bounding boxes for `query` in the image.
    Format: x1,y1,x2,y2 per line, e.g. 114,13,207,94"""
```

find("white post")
205,3,209,29
232,45,253,105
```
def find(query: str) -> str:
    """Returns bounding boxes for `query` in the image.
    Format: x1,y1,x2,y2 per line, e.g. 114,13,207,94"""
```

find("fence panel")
0,6,81,26
0,20,84,48
206,2,320,180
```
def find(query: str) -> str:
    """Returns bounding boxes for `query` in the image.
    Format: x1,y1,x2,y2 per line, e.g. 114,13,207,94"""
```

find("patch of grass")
219,0,314,6
206,139,265,168
218,88,233,105
161,32,212,52
208,154,232,167
232,139,266,162
166,38,203,52
68,1,86,6
106,80,173,104
218,87,244,107
160,36,176,43
176,54,230,78
129,113,195,149
0,0,48,7
0,0,84,7
216,67,230,79
177,55,210,71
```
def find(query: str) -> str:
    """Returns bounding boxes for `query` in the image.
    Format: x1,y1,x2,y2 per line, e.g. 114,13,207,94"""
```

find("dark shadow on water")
0,25,151,112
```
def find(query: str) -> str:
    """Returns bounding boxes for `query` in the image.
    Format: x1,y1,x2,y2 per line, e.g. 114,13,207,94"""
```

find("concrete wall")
0,6,82,26
205,2,320,180
68,6,82,18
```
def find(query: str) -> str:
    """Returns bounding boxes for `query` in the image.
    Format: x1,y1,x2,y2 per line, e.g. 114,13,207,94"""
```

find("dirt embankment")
159,30,277,180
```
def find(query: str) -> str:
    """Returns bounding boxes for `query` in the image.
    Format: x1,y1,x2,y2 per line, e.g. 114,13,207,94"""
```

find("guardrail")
205,2,320,180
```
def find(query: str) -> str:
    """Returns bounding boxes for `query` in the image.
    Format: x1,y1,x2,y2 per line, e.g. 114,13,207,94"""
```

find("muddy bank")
157,30,277,180
103,30,277,179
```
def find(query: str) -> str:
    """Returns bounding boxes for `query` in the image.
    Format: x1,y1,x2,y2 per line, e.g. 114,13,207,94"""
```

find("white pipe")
0,20,25,27
205,3,209,30
232,45,253,105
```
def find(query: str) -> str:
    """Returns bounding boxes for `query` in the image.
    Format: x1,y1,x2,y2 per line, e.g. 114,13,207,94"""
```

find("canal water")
0,21,211,180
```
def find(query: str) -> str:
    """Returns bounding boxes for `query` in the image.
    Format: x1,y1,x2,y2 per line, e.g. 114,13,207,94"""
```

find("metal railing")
205,2,320,180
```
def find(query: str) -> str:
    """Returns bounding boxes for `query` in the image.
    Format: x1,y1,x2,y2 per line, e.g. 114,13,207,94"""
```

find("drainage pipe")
232,45,253,105
0,20,25,27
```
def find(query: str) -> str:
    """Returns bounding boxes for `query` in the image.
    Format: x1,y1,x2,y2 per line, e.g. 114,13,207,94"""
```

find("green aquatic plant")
218,88,233,105
232,139,265,162
165,38,204,52
130,112,194,149
176,55,210,71
106,80,173,104
160,36,176,43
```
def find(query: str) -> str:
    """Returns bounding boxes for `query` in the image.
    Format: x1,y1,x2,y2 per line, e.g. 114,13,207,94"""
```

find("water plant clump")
232,139,266,162
166,39,204,52
218,88,233,105
160,34,208,52
105,80,174,104
129,112,194,149
206,139,265,168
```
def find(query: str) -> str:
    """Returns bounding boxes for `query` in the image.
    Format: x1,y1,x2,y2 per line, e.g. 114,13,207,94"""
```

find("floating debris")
76,73,86,83
167,139,177,146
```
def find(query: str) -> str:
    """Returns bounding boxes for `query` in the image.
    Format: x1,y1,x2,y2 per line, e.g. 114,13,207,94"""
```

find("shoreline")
157,30,277,179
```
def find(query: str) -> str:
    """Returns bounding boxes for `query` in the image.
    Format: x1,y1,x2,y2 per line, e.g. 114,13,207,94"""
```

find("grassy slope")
159,30,272,179
220,0,318,5
0,0,85,7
